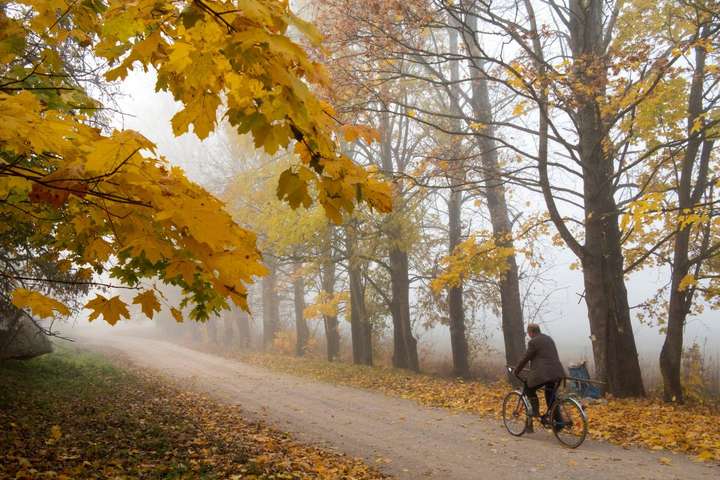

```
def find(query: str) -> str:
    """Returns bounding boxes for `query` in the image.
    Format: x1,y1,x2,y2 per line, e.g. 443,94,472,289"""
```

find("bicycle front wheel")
502,391,529,436
550,397,588,448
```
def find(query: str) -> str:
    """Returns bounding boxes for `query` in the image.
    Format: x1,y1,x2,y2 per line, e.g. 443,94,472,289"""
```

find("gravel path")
83,335,718,479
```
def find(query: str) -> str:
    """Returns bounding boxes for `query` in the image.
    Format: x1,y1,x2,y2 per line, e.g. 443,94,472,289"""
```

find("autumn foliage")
1,1,390,325
0,348,385,479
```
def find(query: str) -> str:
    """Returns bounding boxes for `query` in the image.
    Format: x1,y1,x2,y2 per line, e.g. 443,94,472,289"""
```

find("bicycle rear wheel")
550,397,587,448
502,391,529,436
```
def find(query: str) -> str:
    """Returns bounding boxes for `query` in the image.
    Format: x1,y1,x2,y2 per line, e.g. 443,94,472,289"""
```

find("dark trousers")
524,380,559,417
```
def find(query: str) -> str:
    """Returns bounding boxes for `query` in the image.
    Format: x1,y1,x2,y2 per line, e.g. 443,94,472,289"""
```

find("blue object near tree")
567,362,601,399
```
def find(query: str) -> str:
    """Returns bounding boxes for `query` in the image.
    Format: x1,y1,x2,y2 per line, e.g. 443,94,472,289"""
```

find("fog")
51,69,712,378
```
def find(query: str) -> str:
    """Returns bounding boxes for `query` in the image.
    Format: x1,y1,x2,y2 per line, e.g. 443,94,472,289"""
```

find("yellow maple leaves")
133,290,162,319
11,289,70,319
2,0,390,327
85,295,130,326
431,234,516,293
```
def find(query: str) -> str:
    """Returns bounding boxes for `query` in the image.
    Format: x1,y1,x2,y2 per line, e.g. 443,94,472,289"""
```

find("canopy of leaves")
0,0,390,324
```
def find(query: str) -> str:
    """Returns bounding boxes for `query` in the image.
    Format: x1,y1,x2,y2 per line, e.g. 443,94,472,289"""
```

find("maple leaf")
171,307,183,323
132,290,161,319
11,288,70,318
85,294,130,326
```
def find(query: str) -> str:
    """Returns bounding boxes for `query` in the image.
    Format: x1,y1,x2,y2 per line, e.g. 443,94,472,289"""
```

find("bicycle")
502,366,588,448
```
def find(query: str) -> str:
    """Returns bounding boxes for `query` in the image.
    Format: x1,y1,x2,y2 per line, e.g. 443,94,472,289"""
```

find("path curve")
82,335,717,480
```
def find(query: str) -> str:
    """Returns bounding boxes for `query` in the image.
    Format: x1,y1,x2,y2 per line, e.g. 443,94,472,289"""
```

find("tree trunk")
236,309,251,349
448,187,470,377
446,25,471,379
379,110,419,372
464,13,526,368
262,256,279,349
346,223,373,365
570,0,644,397
293,267,309,356
389,247,419,371
321,229,340,361
660,42,710,404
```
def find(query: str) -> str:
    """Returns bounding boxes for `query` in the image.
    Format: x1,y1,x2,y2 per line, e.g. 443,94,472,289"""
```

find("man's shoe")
526,419,534,433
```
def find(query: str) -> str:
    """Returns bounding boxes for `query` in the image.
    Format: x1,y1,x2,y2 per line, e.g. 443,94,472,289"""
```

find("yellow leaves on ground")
1,348,385,480
242,353,720,463
11,289,70,319
589,397,720,462
132,290,161,319
85,294,130,326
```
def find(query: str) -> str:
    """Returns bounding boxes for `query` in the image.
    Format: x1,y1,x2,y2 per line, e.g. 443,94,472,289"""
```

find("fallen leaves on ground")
238,352,720,462
0,347,386,479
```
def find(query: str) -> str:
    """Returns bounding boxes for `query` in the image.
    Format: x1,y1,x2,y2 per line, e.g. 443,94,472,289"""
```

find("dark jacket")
515,333,565,388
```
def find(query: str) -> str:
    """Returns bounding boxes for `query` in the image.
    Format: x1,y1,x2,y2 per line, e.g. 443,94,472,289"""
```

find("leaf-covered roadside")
0,348,386,479
239,352,720,462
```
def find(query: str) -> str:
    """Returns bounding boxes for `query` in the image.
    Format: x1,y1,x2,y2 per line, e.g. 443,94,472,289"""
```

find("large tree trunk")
389,247,419,371
321,229,340,361
262,256,279,350
379,110,419,372
293,267,309,357
660,42,710,404
446,25,471,379
570,0,644,397
464,14,526,368
447,187,470,377
346,223,373,365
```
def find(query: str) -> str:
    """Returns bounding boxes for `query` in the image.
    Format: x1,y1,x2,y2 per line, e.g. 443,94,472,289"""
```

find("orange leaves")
1,350,385,480
246,353,720,463
132,290,161,319
94,0,391,223
340,124,381,144
85,294,130,325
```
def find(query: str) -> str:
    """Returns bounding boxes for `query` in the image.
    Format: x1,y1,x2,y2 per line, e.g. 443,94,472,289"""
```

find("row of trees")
193,0,719,403
2,0,717,404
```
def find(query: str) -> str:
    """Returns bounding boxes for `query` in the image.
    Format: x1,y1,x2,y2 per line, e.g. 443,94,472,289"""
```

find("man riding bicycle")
514,323,565,432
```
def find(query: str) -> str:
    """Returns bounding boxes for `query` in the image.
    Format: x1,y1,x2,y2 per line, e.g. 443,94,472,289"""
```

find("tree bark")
235,308,251,349
463,13,526,368
660,41,710,404
379,109,420,372
321,229,340,361
446,25,471,379
293,266,310,357
569,0,644,397
262,256,279,350
389,247,419,371
346,223,373,365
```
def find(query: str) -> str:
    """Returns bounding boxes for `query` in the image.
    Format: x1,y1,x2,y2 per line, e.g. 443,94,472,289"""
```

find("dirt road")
83,335,717,479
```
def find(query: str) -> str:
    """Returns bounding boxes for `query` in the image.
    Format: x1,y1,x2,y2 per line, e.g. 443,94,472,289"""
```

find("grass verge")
237,351,720,463
0,345,386,479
